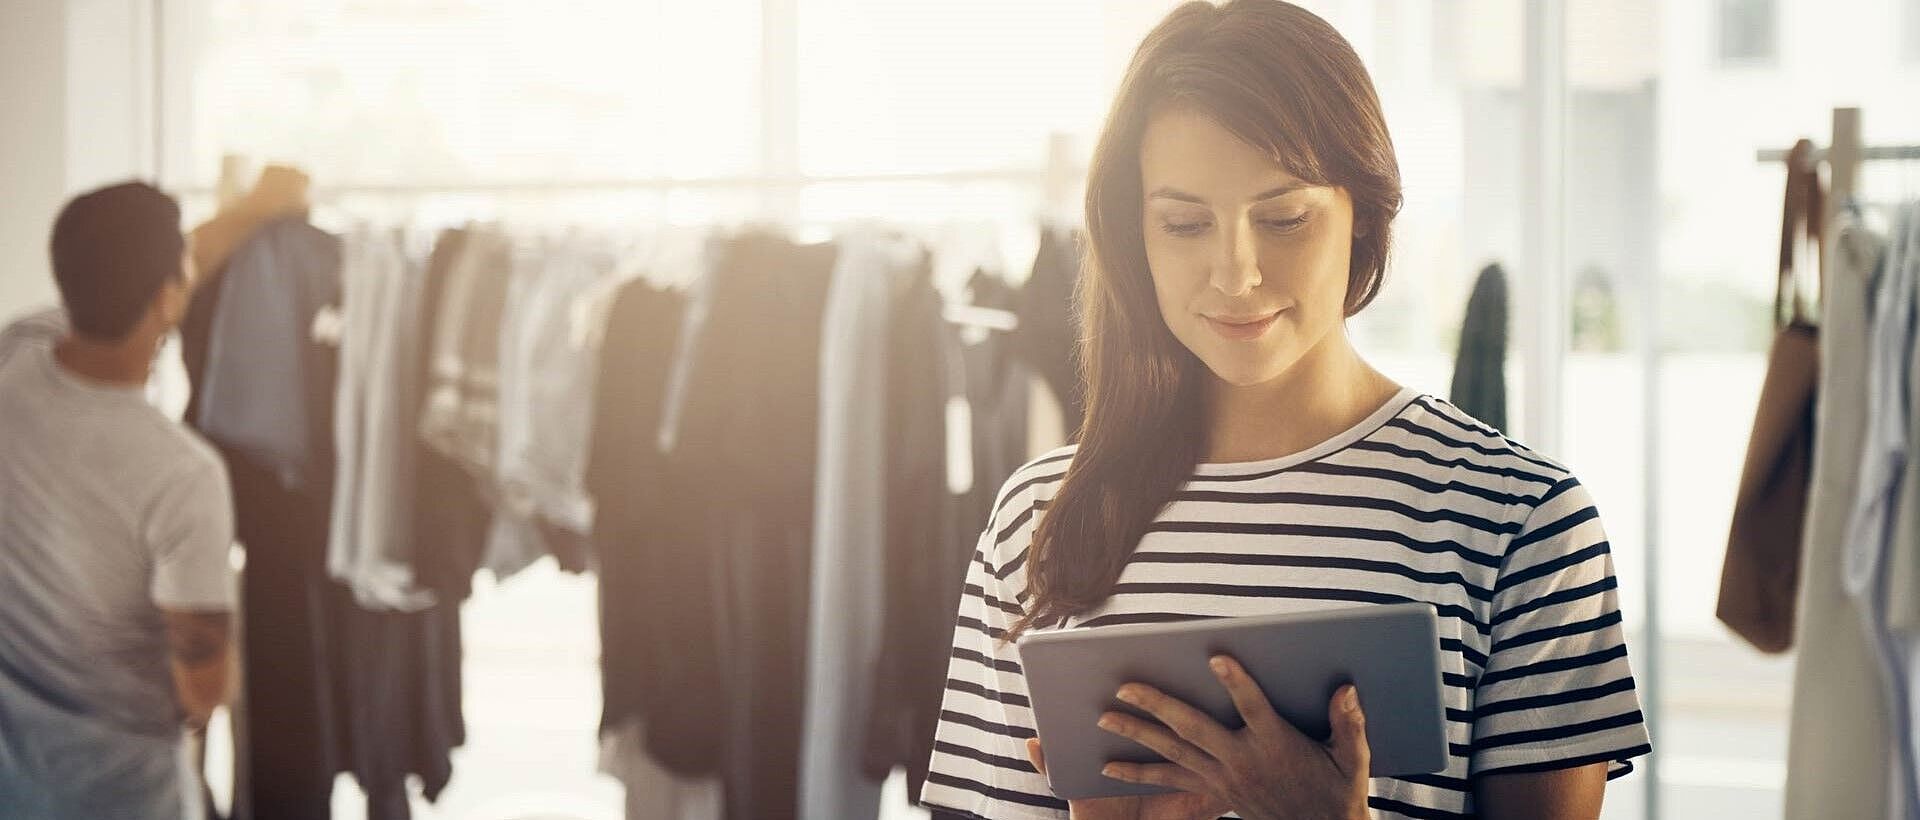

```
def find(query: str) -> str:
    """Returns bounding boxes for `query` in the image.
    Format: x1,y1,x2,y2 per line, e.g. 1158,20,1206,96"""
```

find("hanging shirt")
328,228,434,611
799,228,924,820
922,391,1651,820
1842,202,1920,819
1784,212,1894,819
419,227,514,478
0,312,235,819
195,219,341,490
484,237,616,579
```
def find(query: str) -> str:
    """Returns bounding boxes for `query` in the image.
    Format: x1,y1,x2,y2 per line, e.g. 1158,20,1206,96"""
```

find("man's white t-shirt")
0,309,235,817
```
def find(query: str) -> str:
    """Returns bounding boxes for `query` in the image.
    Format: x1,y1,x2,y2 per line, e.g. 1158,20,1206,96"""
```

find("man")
0,173,306,819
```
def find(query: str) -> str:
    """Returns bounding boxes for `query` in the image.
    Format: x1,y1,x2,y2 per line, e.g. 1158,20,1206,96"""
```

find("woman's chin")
1200,358,1295,390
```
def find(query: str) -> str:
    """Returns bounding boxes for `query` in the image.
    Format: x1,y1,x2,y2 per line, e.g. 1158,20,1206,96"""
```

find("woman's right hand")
1026,737,1229,820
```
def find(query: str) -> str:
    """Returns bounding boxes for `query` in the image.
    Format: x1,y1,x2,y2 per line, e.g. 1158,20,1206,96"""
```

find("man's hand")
188,164,312,281
242,165,312,220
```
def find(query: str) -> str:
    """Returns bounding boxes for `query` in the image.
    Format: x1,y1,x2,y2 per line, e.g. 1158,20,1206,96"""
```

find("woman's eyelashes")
1155,212,1311,238
1159,218,1212,237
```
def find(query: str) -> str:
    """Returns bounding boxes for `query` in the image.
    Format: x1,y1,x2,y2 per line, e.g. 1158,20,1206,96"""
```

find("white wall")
0,0,169,327
0,1,69,323
66,0,159,194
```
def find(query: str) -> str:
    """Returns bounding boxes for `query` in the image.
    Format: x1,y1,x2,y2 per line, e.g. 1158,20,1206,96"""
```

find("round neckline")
1190,386,1420,477
38,343,147,402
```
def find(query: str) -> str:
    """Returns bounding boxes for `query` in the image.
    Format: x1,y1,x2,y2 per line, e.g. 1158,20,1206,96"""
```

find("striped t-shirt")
921,389,1651,820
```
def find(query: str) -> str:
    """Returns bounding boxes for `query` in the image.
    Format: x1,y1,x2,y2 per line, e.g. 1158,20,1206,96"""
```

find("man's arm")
1475,762,1609,820
162,609,233,730
186,165,311,279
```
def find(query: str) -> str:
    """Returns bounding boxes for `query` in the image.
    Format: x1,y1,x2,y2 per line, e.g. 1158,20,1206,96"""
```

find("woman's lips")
1204,310,1282,341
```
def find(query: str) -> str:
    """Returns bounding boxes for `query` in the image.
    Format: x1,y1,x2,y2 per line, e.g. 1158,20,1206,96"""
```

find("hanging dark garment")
1449,263,1510,431
321,227,471,820
645,232,837,820
187,223,470,820
864,267,1032,802
411,229,491,601
182,220,343,820
585,278,688,739
860,261,945,790
325,586,464,820
1013,226,1084,439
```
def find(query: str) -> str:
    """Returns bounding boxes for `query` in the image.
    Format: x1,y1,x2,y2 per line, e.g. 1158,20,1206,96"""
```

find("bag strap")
1776,139,1825,329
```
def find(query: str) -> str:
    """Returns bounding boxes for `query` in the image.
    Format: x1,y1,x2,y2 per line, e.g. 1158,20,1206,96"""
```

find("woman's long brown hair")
1008,0,1403,640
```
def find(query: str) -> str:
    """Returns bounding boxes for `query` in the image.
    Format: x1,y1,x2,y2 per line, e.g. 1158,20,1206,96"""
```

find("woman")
920,2,1651,819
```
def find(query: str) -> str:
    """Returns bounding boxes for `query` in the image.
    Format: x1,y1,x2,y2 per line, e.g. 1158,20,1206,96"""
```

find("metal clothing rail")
176,166,1076,199
1755,144,1920,163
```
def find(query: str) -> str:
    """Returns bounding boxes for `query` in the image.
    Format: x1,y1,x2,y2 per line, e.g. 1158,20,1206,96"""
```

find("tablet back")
1015,602,1448,800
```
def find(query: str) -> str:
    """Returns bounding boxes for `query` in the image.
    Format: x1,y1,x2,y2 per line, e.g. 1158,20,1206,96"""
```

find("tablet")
1015,602,1449,800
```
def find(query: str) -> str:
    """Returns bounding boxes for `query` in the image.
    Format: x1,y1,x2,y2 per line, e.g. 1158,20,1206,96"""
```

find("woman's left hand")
1097,655,1372,820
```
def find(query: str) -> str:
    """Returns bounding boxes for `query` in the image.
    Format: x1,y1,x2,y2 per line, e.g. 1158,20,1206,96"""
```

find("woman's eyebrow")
1146,183,1309,205
1146,186,1209,205
1251,182,1309,202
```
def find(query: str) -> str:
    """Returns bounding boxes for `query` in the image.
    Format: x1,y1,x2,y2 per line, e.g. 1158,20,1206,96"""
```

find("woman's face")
1139,106,1357,388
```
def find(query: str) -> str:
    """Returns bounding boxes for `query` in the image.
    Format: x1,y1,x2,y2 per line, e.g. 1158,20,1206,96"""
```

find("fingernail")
1210,656,1230,676
1115,687,1139,705
1343,686,1360,712
1102,764,1123,779
1097,714,1118,731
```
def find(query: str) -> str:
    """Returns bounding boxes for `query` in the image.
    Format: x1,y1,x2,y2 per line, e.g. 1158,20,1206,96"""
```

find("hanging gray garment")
798,229,922,820
328,229,434,611
1784,214,1890,819
1844,204,1920,820
1887,203,1920,635
484,239,615,580
1898,207,1920,814
1843,203,1920,819
1449,263,1509,430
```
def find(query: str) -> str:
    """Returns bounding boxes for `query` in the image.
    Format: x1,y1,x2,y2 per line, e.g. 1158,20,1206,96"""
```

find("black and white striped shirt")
920,389,1652,820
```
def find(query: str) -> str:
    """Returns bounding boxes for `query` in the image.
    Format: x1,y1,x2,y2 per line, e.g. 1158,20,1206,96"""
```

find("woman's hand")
1094,655,1373,820
1026,736,1229,820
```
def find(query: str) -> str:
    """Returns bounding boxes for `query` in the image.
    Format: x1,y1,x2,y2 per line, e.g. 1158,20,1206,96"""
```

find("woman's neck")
1202,329,1400,463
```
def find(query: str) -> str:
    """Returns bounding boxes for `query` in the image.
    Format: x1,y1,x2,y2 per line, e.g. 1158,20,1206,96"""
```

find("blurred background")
2,1,1919,819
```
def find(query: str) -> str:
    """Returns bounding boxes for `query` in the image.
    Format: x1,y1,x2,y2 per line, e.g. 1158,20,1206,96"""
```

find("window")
1906,0,1920,62
184,0,761,206
1715,0,1778,67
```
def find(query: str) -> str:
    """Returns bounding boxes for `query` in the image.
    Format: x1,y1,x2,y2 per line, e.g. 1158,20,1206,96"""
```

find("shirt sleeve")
920,480,1070,819
145,453,237,611
1471,476,1652,779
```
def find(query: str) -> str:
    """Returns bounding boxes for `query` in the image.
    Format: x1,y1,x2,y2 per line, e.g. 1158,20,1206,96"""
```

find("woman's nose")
1210,219,1262,297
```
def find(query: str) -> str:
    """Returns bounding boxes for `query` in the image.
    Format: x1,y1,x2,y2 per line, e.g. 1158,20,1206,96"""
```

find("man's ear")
152,276,190,329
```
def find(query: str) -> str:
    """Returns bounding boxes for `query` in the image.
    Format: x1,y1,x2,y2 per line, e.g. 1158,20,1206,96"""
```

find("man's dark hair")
49,181,186,341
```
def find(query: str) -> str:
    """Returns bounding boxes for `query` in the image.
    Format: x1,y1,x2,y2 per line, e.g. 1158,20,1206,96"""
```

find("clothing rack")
1756,145,1920,163
186,167,1062,198
200,137,1082,336
189,131,1087,220
1757,108,1920,229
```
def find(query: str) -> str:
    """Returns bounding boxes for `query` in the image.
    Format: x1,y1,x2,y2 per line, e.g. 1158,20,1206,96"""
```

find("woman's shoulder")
1393,394,1575,484
989,444,1078,512
974,445,1078,571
